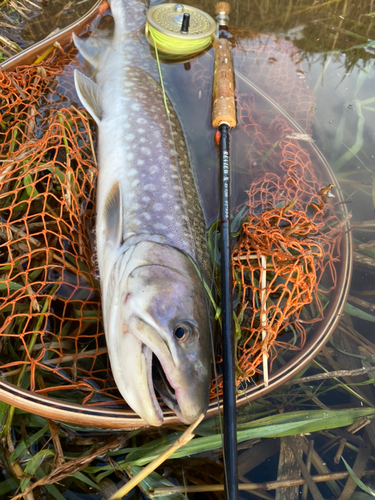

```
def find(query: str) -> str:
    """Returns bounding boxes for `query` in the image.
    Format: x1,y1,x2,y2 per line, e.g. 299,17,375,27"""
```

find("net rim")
0,1,353,429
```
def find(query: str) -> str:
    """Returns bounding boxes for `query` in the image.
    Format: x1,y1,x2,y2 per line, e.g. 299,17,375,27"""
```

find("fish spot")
137,118,146,124
141,147,151,155
149,165,158,174
138,128,145,134
137,159,144,166
127,153,134,161
161,193,169,199
144,184,156,191
154,223,167,230
142,196,150,202
131,179,139,188
128,168,137,176
153,203,164,211
144,213,151,220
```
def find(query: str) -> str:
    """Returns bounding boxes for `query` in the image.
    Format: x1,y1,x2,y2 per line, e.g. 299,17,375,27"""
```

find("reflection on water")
0,0,97,57
1,0,375,498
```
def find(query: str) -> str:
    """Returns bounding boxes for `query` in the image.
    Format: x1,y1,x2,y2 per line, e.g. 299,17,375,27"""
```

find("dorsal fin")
74,70,103,125
104,181,123,247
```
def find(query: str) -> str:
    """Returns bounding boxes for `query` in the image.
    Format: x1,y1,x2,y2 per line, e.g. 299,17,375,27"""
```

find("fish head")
107,242,212,427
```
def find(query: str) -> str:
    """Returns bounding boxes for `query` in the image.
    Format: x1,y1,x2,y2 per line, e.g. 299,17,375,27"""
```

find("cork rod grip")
211,38,236,128
215,2,230,16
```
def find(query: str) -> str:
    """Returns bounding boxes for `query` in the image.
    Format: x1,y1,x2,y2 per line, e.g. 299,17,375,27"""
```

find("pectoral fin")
74,70,103,124
104,181,123,247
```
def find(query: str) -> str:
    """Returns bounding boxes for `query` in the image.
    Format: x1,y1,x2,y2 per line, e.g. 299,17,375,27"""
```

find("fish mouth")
152,354,182,419
148,347,191,425
123,316,193,426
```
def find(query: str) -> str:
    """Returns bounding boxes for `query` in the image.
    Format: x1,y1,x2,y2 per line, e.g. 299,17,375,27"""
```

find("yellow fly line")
145,3,216,58
146,22,214,56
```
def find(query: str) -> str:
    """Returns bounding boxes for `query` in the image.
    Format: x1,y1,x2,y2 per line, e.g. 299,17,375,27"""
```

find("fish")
73,0,212,426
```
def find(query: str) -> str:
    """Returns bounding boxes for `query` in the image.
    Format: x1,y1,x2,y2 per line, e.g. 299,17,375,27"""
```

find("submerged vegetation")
3,363,375,499
0,0,98,58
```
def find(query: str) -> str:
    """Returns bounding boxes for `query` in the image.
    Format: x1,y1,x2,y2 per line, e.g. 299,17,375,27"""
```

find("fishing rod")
212,3,238,499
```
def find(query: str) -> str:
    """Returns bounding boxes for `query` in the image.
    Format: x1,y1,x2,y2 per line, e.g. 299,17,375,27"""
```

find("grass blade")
342,457,375,497
126,408,375,467
21,449,55,491
72,471,100,491
344,302,375,322
127,465,185,500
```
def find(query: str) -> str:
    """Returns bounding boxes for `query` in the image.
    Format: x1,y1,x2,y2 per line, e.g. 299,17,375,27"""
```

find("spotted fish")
73,0,212,426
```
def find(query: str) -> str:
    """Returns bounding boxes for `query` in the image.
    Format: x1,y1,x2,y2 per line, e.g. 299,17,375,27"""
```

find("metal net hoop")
0,30,345,416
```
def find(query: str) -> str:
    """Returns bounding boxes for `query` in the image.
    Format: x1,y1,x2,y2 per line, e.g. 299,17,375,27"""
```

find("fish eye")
173,323,192,342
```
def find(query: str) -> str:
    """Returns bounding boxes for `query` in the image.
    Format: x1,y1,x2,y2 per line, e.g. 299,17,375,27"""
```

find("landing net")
0,32,343,410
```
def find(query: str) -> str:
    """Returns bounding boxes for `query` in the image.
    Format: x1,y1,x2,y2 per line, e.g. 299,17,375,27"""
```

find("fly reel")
145,3,216,60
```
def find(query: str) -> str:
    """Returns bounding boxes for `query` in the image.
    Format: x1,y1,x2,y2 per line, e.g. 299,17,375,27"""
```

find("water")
0,0,97,55
1,0,375,499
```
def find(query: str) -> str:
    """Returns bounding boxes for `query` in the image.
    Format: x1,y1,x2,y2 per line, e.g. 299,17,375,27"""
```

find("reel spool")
145,3,216,60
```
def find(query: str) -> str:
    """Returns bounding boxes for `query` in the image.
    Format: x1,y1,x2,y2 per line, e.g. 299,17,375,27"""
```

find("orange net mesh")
0,28,342,409
227,181,341,388
0,47,119,405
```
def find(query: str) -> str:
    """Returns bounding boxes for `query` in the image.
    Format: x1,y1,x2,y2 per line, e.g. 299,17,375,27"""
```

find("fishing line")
151,45,199,265
146,23,214,56
151,35,170,115
209,238,226,447
145,1,227,451
165,106,224,447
